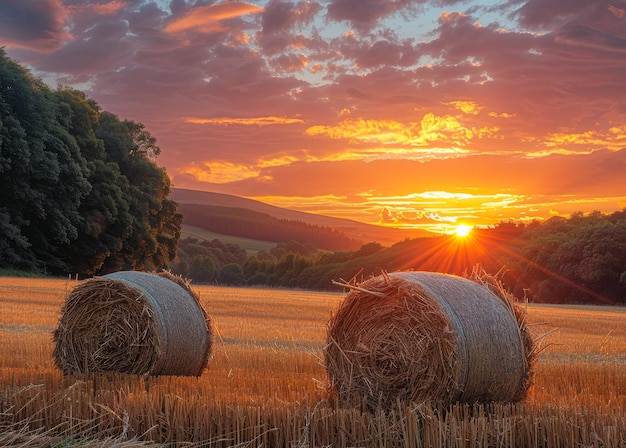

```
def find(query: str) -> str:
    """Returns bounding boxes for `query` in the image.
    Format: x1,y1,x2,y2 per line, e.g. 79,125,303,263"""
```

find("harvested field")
0,276,625,447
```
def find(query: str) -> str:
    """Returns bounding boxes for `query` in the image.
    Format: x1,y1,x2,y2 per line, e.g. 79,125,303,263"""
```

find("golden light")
454,224,473,238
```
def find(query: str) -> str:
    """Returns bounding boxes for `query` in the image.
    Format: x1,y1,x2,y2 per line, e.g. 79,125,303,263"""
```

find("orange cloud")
250,194,348,210
257,154,301,168
92,1,129,15
165,2,263,33
488,111,515,118
446,100,483,115
181,161,260,184
66,1,129,16
544,127,626,151
185,116,304,126
416,113,498,145
305,114,499,153
306,118,408,144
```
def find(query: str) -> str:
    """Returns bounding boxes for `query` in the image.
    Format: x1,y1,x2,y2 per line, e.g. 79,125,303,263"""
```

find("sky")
1,0,626,234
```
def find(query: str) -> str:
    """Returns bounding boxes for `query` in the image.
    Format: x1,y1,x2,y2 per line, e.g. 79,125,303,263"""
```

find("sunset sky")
2,0,625,234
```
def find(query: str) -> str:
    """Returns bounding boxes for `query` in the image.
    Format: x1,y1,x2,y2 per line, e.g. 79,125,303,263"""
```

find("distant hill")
170,188,432,248
179,224,277,255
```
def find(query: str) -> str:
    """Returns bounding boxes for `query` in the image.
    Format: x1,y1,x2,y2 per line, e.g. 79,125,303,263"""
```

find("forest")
2,50,625,305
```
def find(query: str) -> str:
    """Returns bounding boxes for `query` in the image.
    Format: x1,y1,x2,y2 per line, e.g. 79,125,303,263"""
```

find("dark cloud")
556,24,626,52
356,39,419,68
271,52,309,71
513,0,626,34
257,0,322,54
0,0,71,52
33,19,133,75
261,0,320,33
326,0,422,33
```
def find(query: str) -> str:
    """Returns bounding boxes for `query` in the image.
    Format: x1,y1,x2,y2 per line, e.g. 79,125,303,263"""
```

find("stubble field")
0,276,625,447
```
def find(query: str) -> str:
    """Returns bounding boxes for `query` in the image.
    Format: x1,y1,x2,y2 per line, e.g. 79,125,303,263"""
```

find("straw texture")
53,271,212,376
325,271,535,409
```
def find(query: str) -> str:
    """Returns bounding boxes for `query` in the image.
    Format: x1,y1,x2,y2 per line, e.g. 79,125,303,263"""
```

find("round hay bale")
325,271,535,409
53,271,212,376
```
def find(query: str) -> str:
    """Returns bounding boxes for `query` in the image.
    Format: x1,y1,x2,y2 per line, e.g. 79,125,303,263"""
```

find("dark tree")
0,51,90,272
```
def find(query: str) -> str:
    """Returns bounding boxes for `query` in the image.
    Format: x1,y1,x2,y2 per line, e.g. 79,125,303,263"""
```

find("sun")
454,224,473,238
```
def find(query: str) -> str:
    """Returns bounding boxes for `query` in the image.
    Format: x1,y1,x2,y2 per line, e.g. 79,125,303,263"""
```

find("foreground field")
0,277,625,447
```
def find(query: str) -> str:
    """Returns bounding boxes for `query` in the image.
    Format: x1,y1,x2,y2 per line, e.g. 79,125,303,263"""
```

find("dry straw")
53,271,212,376
325,270,536,409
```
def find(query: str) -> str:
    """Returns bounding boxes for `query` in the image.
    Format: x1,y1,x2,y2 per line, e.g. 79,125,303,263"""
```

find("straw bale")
53,271,212,376
325,271,535,409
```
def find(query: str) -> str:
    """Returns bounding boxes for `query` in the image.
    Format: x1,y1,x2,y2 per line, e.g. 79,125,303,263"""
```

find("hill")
170,188,432,248
180,224,277,255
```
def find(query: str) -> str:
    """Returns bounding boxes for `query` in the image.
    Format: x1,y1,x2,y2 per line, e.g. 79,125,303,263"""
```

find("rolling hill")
170,188,433,248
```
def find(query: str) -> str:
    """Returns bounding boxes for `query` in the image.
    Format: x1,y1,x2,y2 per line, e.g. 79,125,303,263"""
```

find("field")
0,277,625,447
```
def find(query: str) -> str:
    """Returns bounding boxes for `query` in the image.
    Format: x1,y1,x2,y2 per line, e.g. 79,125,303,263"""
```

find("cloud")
271,52,310,72
512,0,626,34
0,0,72,52
261,0,321,33
165,1,263,34
184,116,305,126
326,0,422,33
556,24,626,52
256,0,323,54
305,114,498,148
181,161,261,184
446,100,483,115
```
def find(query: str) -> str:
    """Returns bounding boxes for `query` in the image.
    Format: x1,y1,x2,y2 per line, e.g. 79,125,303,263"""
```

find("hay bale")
53,271,212,376
325,271,535,409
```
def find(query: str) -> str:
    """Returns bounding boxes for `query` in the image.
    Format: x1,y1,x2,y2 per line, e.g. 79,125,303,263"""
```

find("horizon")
2,0,625,234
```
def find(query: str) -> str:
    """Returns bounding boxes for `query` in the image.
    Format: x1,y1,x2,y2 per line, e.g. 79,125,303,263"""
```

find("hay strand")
325,271,536,409
53,271,212,376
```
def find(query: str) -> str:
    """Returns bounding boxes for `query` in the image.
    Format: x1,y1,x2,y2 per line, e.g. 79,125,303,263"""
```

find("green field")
0,277,625,447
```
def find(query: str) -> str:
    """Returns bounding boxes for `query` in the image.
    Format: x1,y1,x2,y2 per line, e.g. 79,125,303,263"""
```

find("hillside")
180,225,277,255
176,202,363,251
170,188,433,247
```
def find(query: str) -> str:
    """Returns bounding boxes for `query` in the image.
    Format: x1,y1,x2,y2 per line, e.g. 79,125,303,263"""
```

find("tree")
0,50,90,272
189,255,216,283
52,89,132,275
505,210,626,304
218,263,246,285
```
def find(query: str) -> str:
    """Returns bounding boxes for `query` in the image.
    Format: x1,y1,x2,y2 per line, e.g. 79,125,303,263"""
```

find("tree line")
172,211,626,305
0,49,181,276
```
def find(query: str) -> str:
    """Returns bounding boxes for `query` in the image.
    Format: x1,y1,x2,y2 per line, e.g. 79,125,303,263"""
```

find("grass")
0,276,625,447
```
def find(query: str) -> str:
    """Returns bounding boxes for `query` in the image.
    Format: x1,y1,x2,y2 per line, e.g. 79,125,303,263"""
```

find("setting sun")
454,224,473,238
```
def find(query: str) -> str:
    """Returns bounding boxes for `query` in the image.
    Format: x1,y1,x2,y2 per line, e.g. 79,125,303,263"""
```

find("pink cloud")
0,0,72,52
164,1,263,34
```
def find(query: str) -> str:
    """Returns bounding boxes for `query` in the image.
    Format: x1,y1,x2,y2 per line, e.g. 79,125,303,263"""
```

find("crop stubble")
0,277,624,447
